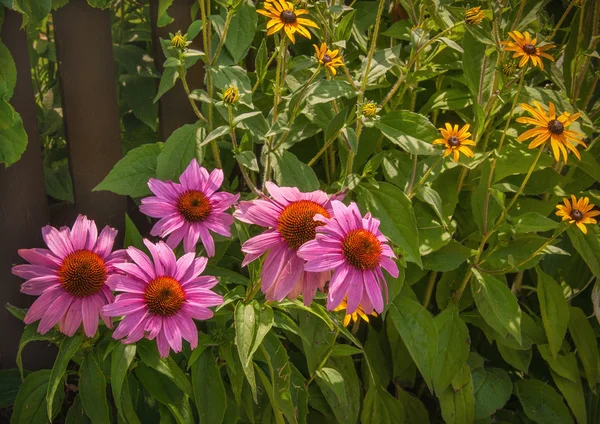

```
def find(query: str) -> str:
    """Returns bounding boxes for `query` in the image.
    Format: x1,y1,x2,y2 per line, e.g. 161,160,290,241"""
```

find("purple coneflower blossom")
140,159,239,256
297,201,399,314
12,215,126,337
103,239,222,357
234,182,342,305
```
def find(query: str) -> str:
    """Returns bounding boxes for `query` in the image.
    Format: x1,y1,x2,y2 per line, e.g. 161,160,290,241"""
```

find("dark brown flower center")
523,43,537,55
145,276,186,316
547,119,564,135
322,54,332,64
58,250,107,297
447,136,461,147
570,209,583,221
277,200,330,250
177,190,212,222
342,229,382,270
280,10,297,24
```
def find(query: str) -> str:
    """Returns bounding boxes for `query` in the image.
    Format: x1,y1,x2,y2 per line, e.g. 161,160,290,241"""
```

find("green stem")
251,48,278,94
422,271,438,308
504,146,545,213
408,156,443,199
228,106,261,196
453,269,473,304
305,328,340,388
549,0,577,39
308,134,338,167
211,10,233,65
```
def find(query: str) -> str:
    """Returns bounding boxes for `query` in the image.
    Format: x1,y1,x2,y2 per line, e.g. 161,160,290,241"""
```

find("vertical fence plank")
149,0,205,141
53,0,126,237
0,10,53,369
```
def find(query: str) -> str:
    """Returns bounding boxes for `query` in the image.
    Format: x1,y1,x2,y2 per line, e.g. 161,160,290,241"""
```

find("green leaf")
0,369,22,408
44,161,74,203
120,75,158,130
86,0,111,8
64,394,91,424
462,30,495,104
298,309,336,374
361,385,405,424
324,107,348,143
13,0,51,27
113,45,160,78
331,345,362,357
255,38,268,80
423,240,471,272
432,306,470,394
224,3,257,63
439,365,475,424
0,98,15,129
94,143,161,197
578,151,600,181
0,115,27,166
356,182,421,266
497,343,532,373
471,269,522,344
315,368,347,421
415,186,447,226
271,150,319,191
79,354,109,424
210,66,253,107
514,379,574,424
396,387,429,423
111,344,137,421
235,151,259,172
154,66,178,102
335,10,356,41
15,325,58,380
388,296,437,390
512,212,559,233
134,363,183,406
495,140,554,182
536,267,569,359
568,306,600,389
124,214,145,250
305,80,355,105
192,349,227,424
156,0,174,27
47,334,82,420
12,370,64,424
156,124,204,181
419,88,472,115
136,340,193,397
567,225,600,279
376,111,438,155
0,40,17,98
471,161,504,234
472,367,512,420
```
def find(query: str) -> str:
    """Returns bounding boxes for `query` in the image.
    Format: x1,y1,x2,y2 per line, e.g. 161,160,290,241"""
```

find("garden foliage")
2,0,600,423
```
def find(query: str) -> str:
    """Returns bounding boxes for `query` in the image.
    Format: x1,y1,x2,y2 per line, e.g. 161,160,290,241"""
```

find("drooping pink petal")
17,248,61,269
24,286,64,324
20,275,60,295
38,292,73,334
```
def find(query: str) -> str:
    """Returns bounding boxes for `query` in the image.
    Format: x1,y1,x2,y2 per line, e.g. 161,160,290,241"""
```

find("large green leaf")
472,367,512,420
13,0,51,27
47,334,82,420
192,349,227,424
271,150,320,191
361,384,404,424
0,369,22,409
120,75,158,130
0,40,17,98
11,370,64,424
111,344,137,422
536,267,569,359
514,379,574,424
357,182,421,266
512,212,559,234
261,332,297,424
388,296,438,390
156,124,204,181
462,30,495,105
471,270,522,344
423,240,472,272
567,225,600,279
0,115,27,167
79,354,109,424
224,2,257,63
209,66,253,106
568,307,600,389
94,143,162,197
439,365,475,424
375,111,438,155
432,306,470,395
136,340,193,397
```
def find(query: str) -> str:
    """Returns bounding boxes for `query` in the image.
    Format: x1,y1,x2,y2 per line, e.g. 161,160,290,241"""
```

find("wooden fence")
0,0,204,370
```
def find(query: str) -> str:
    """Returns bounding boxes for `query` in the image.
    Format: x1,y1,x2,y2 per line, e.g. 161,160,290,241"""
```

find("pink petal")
261,245,292,293
174,314,198,349
71,215,91,251
20,275,60,295
24,286,64,324
166,225,187,250
183,224,201,254
148,178,179,201
42,225,73,258
126,246,156,279
203,213,234,237
140,198,177,218
12,264,54,279
110,265,150,288
82,295,101,337
174,252,197,282
271,255,304,301
327,266,351,310
380,257,399,278
179,158,203,190
38,292,73,334
182,302,214,320
151,214,185,238
164,317,183,353
113,309,147,340
234,200,281,227
59,297,83,336
18,248,61,269
197,226,215,257
156,329,171,357
103,296,147,316
92,226,118,258
364,270,384,313
204,168,224,195
185,289,223,307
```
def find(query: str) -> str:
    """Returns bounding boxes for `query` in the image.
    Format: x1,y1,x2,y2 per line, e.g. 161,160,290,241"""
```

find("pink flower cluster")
12,159,398,357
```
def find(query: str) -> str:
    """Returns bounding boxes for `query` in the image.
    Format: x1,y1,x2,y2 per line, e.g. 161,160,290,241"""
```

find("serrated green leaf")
536,267,569,359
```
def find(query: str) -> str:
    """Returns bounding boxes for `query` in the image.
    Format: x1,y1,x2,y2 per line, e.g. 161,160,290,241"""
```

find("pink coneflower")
140,159,239,256
103,239,222,357
12,215,126,337
234,182,341,304
297,201,399,314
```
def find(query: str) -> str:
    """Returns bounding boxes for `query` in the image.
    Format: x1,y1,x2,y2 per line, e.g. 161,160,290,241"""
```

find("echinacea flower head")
12,215,126,337
501,31,554,69
103,239,222,357
297,201,399,314
465,6,485,25
223,86,239,105
140,159,239,256
516,100,585,163
556,195,599,234
257,0,318,44
313,43,344,75
334,297,377,327
433,123,476,162
234,182,342,304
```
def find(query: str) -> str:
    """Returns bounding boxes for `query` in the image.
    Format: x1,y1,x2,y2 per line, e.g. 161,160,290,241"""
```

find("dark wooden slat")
53,0,126,238
0,10,54,370
149,0,205,141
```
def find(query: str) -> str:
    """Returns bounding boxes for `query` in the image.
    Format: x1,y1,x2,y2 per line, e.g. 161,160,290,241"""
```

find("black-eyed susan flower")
556,195,599,234
257,0,318,44
313,43,344,75
500,60,517,77
170,31,189,50
516,100,586,163
222,86,239,105
333,297,378,327
360,101,378,118
501,31,554,69
433,123,476,162
465,6,485,25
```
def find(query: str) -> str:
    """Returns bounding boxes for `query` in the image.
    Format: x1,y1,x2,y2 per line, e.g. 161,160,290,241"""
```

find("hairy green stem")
408,156,443,199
